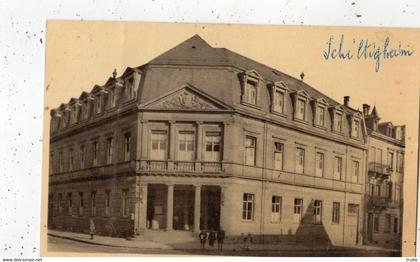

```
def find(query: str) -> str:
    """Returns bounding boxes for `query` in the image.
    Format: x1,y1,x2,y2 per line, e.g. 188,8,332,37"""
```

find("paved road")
47,236,401,257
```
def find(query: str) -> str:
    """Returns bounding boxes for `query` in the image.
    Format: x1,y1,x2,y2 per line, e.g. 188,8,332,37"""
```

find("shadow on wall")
295,199,331,244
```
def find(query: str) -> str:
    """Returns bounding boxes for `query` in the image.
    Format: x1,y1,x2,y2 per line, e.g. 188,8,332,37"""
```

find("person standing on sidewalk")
199,230,207,249
89,218,96,240
217,228,225,252
208,230,216,248
243,233,252,251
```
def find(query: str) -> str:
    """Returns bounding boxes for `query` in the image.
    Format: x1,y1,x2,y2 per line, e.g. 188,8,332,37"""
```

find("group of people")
198,229,225,251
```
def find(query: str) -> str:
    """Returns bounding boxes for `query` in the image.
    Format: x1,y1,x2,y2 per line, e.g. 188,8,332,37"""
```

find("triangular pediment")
141,84,232,111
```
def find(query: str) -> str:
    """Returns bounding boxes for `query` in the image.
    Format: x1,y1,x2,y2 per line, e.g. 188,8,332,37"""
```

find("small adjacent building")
47,35,402,247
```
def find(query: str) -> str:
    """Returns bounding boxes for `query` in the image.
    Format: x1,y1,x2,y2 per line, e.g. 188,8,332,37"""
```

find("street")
47,236,401,256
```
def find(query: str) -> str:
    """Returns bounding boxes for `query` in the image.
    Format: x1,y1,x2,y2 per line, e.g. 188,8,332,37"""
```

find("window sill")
241,101,261,110
293,118,307,124
241,220,255,223
271,110,287,118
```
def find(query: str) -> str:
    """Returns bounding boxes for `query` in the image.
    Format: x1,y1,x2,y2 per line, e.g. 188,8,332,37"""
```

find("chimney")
344,96,350,107
362,104,370,115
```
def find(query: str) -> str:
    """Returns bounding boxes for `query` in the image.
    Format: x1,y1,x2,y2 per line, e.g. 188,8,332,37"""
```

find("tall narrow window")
242,193,254,220
334,157,342,180
96,96,101,114
332,202,340,224
271,196,282,223
335,113,342,132
205,132,221,161
393,218,398,233
79,192,84,216
352,119,360,138
106,137,113,164
296,148,305,174
109,88,116,107
376,148,383,165
58,193,63,215
244,80,257,105
293,198,303,223
397,153,404,173
385,214,391,233
273,90,284,113
69,149,74,171
91,191,96,216
124,133,131,161
296,99,306,120
80,145,85,169
352,160,360,183
122,189,129,217
178,131,195,161
83,101,89,120
49,153,54,174
92,141,98,166
317,107,325,126
273,142,284,170
126,78,134,100
245,136,256,166
105,190,111,217
67,193,73,215
374,216,379,232
59,151,64,172
388,152,394,170
314,200,323,224
315,152,324,177
151,130,167,160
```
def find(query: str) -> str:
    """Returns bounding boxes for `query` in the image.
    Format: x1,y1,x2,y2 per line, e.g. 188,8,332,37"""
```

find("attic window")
240,70,262,108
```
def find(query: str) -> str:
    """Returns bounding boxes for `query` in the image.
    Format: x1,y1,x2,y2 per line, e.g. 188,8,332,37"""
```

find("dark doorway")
200,186,221,231
367,213,373,242
173,185,194,231
146,184,167,230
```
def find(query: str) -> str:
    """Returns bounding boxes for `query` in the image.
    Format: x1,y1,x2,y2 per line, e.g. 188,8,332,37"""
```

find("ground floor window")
58,193,63,215
105,190,111,217
293,198,303,222
393,217,398,233
79,192,84,216
67,193,73,215
313,200,322,224
242,193,254,221
271,196,282,223
384,214,391,233
122,189,129,217
374,215,379,233
91,191,96,216
332,202,340,224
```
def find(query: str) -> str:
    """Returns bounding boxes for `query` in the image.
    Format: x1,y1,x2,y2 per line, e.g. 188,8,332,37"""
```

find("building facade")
47,35,402,247
363,105,405,247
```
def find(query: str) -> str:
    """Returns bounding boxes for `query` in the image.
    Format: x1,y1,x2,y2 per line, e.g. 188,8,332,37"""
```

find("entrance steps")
132,230,196,244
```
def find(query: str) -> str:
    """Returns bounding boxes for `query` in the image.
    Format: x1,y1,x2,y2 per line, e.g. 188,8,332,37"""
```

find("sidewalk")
48,229,400,253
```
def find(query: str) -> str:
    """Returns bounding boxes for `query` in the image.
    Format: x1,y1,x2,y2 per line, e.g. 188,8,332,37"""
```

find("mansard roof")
147,34,342,108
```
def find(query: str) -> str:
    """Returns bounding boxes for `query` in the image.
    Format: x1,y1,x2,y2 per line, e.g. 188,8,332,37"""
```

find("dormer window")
316,107,325,126
352,119,360,138
96,95,101,114
335,114,342,132
293,90,309,122
109,88,116,108
125,77,135,100
83,101,88,120
313,98,328,128
240,70,262,108
387,126,393,137
296,99,305,120
270,82,288,115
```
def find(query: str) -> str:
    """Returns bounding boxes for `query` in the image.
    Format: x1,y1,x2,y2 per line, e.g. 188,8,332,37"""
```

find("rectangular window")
273,142,284,170
105,190,111,217
49,153,54,174
332,202,340,224
151,130,167,160
124,133,131,161
79,192,84,216
376,184,381,197
91,191,96,216
352,160,360,183
242,193,254,220
245,136,256,166
317,107,325,126
314,200,323,224
293,198,303,223
335,114,342,132
80,145,85,169
110,89,116,107
178,131,195,161
296,148,305,174
334,157,342,180
122,189,129,217
205,131,221,161
69,149,74,171
271,196,282,223
385,214,391,233
388,152,394,170
96,96,101,114
92,141,98,166
58,193,63,215
296,99,305,120
393,218,398,233
244,80,257,104
352,119,360,137
59,151,64,172
273,90,284,113
374,216,379,232
67,193,73,215
395,185,400,202
83,101,89,120
315,152,324,177
376,148,383,165
106,137,113,164
126,78,134,100
397,153,404,173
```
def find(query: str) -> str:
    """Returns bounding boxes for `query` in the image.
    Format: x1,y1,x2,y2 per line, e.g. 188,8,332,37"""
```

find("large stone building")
363,105,405,247
47,35,403,247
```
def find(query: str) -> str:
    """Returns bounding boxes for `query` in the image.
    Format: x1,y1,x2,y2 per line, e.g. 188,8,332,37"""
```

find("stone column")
166,184,174,231
195,121,203,171
194,185,201,232
138,184,148,234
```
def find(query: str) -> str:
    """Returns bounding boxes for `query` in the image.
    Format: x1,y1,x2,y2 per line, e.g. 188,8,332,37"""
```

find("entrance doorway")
173,185,194,231
200,186,221,231
146,184,167,230
367,213,373,242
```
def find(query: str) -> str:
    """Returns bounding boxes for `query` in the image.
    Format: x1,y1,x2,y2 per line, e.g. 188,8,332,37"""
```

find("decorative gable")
142,84,231,111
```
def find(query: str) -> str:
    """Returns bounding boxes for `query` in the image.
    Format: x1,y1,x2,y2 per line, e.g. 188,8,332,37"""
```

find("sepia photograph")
41,21,420,257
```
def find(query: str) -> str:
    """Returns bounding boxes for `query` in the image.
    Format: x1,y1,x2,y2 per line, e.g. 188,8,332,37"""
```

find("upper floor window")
151,130,167,160
109,88,116,108
82,101,89,120
352,119,360,138
96,96,101,114
79,145,85,169
125,78,135,100
178,131,195,161
69,149,74,171
50,153,54,174
245,136,256,166
273,90,285,113
395,127,402,140
388,152,394,169
352,160,360,183
106,137,113,164
334,113,343,132
316,106,325,126
205,132,221,161
124,133,131,161
296,99,306,120
92,141,99,166
334,156,342,180
58,151,64,172
295,147,305,174
315,152,324,177
376,148,383,164
243,80,257,105
273,142,284,170
396,153,404,173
